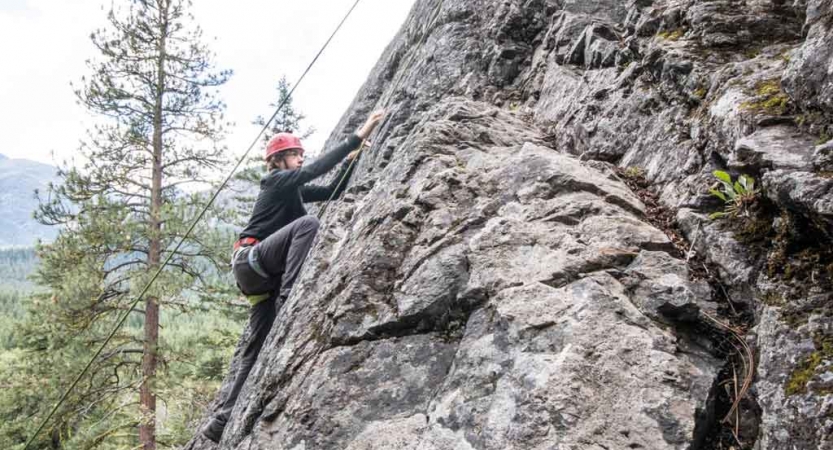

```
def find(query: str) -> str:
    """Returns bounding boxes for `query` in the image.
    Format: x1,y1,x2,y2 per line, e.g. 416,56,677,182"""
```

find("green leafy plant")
709,170,759,219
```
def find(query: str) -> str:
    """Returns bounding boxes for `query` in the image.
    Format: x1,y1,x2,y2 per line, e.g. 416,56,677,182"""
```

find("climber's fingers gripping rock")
356,109,385,140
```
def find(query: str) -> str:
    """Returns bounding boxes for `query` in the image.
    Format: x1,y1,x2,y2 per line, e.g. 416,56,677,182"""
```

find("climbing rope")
291,5,448,436
317,0,446,220
23,1,364,447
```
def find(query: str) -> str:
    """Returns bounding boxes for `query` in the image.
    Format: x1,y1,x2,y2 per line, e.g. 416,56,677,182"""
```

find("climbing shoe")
201,416,227,443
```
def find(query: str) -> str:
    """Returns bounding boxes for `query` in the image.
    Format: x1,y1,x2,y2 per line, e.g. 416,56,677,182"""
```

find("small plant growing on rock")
623,166,646,179
708,170,759,219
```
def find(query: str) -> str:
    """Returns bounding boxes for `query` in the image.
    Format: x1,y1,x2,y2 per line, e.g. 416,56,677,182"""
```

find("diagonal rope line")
23,1,363,447
317,0,445,220
313,6,457,450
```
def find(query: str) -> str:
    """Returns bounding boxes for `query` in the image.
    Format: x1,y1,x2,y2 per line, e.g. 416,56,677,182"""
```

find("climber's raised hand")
356,110,385,140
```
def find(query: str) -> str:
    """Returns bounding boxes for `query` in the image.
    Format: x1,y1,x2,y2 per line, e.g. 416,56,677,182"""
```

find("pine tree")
231,75,315,224
15,0,237,448
256,76,316,143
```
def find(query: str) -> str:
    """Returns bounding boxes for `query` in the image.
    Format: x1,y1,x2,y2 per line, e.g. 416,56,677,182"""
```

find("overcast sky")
0,0,416,167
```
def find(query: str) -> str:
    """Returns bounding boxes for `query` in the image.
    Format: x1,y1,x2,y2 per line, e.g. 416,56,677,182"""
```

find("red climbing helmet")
265,132,305,160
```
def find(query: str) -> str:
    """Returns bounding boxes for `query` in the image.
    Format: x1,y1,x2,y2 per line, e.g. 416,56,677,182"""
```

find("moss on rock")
657,28,685,41
741,78,790,115
786,333,833,396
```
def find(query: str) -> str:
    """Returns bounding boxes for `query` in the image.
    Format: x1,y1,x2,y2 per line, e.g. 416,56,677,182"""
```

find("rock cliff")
188,0,833,448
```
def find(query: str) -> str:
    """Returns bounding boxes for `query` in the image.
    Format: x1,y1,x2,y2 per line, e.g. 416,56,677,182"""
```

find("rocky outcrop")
191,99,719,449
189,0,833,448
783,0,833,112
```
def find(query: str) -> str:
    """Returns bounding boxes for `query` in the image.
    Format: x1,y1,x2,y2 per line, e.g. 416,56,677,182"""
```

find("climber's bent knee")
296,215,320,231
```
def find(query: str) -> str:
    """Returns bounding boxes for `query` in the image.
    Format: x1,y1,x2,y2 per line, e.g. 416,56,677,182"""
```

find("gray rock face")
816,140,833,171
188,98,719,450
764,169,833,231
755,306,833,450
731,125,817,172
783,0,833,111
189,0,833,448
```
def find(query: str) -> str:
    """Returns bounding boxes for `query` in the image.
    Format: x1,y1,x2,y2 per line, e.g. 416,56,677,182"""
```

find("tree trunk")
140,3,168,449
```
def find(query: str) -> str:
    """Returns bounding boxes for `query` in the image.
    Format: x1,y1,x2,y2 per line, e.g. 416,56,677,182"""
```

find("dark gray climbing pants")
211,215,320,428
232,215,321,299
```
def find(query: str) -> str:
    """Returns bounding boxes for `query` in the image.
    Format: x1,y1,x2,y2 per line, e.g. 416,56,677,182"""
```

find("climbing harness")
22,1,365,447
230,236,274,305
231,237,266,280
25,0,450,445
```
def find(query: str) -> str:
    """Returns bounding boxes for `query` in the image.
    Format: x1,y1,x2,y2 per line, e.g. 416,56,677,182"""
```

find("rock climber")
202,109,385,443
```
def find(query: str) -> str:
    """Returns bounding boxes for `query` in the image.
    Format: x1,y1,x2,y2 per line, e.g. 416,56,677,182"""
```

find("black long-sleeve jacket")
239,134,362,241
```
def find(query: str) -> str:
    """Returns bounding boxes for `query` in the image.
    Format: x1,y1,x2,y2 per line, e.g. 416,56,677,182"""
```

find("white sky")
0,0,416,167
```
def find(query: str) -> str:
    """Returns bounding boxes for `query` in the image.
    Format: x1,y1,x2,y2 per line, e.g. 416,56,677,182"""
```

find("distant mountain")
0,154,60,247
